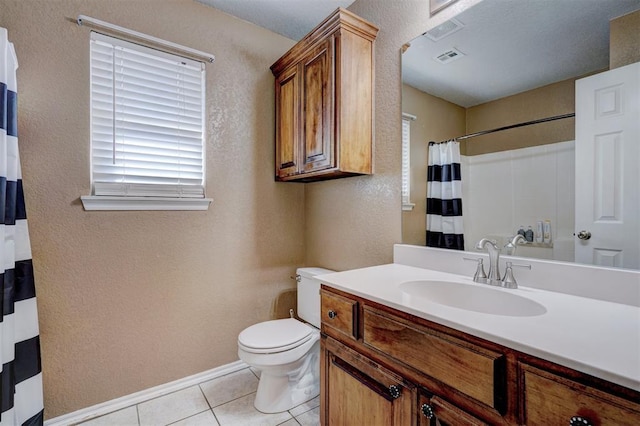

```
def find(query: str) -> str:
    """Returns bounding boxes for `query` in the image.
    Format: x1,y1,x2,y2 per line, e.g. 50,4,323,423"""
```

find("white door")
575,62,640,269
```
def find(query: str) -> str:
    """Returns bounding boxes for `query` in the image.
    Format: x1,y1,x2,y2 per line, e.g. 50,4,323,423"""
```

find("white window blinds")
401,116,412,206
90,32,205,198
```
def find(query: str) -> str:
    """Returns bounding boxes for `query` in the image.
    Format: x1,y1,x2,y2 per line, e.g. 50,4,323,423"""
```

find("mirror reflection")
401,0,640,270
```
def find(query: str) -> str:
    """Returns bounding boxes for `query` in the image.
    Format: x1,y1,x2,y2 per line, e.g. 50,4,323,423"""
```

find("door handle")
576,230,592,240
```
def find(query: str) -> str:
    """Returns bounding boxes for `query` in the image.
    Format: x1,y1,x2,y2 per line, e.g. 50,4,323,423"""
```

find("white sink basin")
399,280,547,317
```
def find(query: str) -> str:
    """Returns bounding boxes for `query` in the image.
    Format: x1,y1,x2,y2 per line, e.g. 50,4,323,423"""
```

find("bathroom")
1,0,638,424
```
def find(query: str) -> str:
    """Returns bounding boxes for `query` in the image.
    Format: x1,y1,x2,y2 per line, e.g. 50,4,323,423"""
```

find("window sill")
80,196,212,211
402,203,415,211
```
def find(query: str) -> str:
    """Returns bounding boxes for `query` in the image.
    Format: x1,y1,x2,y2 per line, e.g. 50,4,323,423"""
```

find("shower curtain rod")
433,112,575,144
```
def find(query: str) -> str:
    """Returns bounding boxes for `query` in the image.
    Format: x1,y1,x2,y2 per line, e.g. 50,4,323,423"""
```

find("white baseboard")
44,360,249,426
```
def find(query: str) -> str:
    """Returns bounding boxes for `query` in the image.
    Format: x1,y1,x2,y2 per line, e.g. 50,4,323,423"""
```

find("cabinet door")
274,64,300,179
301,39,334,174
322,337,414,426
418,392,489,426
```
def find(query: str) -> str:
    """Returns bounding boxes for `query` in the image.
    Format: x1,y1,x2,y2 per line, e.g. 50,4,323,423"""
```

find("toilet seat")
238,318,315,354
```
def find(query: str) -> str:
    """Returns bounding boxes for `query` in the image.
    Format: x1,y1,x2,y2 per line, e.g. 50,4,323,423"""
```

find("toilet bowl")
237,267,334,413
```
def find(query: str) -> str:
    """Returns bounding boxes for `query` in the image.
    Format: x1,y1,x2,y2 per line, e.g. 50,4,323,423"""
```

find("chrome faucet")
503,234,527,256
475,238,502,286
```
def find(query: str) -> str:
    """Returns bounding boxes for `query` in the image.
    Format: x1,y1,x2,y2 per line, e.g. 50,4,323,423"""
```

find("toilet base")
253,343,320,413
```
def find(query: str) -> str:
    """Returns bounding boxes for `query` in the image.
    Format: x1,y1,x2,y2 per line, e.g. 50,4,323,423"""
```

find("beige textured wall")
1,0,301,418
304,0,482,270
610,10,640,69
464,77,577,155
1,0,489,417
401,85,465,246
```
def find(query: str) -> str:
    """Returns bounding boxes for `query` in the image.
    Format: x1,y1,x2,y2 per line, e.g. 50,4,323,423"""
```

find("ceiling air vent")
434,47,465,64
424,18,464,42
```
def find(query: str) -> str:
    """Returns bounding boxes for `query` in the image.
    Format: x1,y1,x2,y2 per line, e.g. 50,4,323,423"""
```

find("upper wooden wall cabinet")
270,8,378,182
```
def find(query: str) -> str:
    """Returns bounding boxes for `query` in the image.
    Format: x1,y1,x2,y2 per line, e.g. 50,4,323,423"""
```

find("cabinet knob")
327,310,337,319
421,403,434,419
388,385,401,399
569,416,593,426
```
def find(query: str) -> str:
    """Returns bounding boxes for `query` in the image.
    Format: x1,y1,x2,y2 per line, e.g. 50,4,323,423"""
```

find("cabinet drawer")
419,393,489,426
363,306,506,411
521,364,640,425
320,290,358,339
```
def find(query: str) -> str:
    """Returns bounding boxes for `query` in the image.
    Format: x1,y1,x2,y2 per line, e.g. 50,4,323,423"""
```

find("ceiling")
402,0,640,107
195,0,640,108
196,0,355,41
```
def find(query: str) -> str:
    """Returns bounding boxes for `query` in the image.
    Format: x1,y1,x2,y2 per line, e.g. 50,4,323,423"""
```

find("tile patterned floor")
76,368,319,426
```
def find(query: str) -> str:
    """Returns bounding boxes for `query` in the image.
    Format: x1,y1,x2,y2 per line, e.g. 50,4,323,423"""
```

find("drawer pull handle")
327,310,338,319
388,385,401,399
569,416,593,426
421,403,434,419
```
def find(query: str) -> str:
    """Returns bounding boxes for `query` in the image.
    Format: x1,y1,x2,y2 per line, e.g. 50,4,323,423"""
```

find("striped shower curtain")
1,28,44,425
426,140,464,250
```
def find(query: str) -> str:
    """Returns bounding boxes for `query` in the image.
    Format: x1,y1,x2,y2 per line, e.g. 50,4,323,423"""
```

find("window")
82,32,209,210
402,113,416,211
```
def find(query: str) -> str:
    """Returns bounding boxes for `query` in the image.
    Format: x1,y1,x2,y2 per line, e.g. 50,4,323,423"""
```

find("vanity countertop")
317,263,640,392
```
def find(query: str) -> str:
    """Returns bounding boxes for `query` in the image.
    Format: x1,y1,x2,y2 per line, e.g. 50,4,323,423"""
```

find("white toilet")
238,267,334,413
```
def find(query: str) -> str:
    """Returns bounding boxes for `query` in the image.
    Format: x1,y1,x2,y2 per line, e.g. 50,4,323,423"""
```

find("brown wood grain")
320,289,358,340
324,336,416,426
320,285,640,426
418,393,489,426
521,363,640,425
363,306,504,410
302,40,333,174
271,8,377,182
274,65,299,178
336,29,373,174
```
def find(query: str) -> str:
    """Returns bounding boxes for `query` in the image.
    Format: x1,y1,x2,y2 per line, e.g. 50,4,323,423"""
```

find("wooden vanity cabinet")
418,392,489,426
320,286,640,426
322,336,415,425
362,305,507,413
320,290,358,340
270,8,378,182
520,363,640,425
320,287,498,425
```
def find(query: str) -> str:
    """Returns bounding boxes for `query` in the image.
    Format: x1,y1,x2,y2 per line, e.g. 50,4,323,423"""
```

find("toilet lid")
238,318,314,352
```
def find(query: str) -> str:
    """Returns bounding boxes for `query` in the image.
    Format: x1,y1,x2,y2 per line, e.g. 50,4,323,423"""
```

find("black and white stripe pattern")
1,28,44,426
426,140,464,250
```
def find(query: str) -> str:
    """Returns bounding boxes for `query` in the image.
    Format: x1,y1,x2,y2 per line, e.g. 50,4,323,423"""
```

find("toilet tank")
296,267,334,328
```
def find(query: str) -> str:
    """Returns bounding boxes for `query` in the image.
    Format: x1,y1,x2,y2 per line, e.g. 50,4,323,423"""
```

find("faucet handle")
501,261,531,289
509,262,532,270
464,257,488,283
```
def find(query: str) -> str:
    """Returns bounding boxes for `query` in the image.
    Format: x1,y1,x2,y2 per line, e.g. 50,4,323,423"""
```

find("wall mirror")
401,0,640,270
